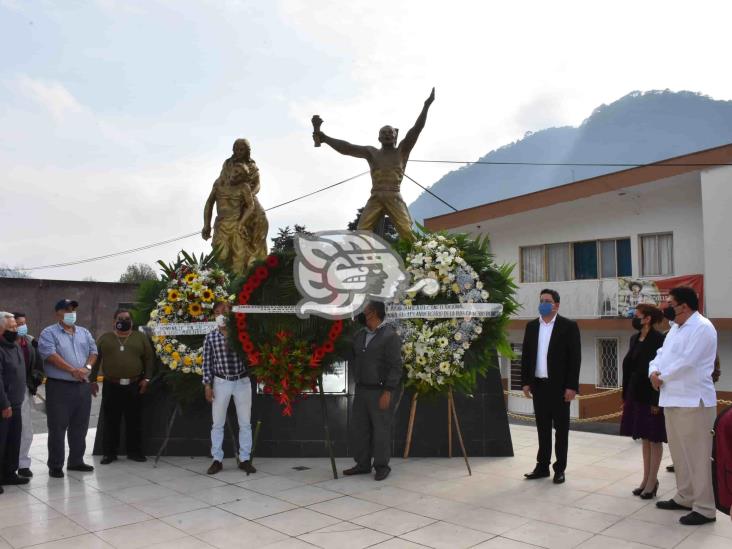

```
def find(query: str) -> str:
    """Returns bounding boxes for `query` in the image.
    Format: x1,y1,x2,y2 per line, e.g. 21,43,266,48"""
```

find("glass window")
547,243,571,281
596,338,619,388
600,240,617,278
521,245,545,282
641,233,673,276
616,238,632,277
573,241,598,279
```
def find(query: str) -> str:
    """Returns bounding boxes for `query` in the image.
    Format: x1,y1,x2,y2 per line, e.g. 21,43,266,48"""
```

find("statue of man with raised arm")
312,88,435,241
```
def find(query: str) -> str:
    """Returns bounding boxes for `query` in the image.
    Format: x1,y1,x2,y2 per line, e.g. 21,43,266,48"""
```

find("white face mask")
63,311,77,326
215,314,227,327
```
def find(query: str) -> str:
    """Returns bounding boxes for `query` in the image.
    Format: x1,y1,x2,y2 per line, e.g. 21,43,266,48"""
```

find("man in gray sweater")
0,312,29,489
344,301,403,481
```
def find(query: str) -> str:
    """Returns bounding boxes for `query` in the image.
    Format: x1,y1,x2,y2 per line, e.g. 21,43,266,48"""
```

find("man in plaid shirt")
203,301,256,475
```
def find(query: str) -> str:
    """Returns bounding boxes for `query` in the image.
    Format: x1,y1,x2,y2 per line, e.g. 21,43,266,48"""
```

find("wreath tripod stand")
402,388,472,475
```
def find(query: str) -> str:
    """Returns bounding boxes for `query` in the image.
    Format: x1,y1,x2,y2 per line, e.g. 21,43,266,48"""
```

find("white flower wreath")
394,235,489,391
148,267,231,375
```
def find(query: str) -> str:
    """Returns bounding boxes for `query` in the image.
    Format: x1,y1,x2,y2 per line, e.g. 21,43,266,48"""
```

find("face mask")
538,302,554,317
3,331,18,343
17,325,28,337
115,319,132,332
663,306,676,322
63,312,77,326
356,312,367,326
631,317,643,331
215,314,227,327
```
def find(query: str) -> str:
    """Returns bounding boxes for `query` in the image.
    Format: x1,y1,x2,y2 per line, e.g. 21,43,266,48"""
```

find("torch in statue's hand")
311,115,323,147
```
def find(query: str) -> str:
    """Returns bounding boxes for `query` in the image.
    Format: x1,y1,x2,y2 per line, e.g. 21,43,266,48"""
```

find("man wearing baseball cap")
37,299,98,478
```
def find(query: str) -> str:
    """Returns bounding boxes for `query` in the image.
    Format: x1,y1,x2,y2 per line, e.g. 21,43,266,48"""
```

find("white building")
425,143,732,418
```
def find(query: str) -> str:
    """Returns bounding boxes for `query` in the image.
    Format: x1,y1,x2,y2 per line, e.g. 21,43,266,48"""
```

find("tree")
348,208,399,243
270,225,312,253
119,263,159,283
0,265,32,278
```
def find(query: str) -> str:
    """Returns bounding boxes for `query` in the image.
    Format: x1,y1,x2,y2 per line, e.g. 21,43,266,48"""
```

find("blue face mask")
17,324,28,337
538,302,554,317
63,312,77,326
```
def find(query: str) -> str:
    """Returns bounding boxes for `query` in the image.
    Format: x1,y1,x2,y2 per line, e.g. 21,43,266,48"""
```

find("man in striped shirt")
203,301,256,475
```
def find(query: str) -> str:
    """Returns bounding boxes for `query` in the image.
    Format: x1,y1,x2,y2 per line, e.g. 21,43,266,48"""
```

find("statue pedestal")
93,367,513,458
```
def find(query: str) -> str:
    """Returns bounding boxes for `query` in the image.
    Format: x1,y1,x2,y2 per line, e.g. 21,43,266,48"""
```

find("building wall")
0,278,139,339
701,165,732,318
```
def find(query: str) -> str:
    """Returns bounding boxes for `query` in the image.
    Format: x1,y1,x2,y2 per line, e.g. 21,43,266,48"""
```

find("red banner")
618,274,704,317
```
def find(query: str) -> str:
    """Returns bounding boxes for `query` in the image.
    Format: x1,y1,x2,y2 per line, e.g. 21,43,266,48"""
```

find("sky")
2,0,732,282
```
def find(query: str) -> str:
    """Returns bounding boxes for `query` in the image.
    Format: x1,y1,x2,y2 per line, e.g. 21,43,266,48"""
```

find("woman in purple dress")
620,303,666,499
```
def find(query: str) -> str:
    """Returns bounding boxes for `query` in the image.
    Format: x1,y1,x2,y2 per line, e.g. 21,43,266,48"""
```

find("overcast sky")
2,0,731,282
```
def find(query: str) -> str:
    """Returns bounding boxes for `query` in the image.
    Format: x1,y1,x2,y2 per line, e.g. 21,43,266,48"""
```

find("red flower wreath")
234,253,345,415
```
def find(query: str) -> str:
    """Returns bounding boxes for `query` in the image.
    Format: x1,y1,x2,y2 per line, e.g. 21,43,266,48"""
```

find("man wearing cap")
38,299,97,478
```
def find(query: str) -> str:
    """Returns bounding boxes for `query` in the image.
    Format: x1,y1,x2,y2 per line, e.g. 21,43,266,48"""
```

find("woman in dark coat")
620,303,666,499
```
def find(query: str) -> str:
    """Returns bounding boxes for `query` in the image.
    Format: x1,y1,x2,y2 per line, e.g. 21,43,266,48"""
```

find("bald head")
378,125,397,147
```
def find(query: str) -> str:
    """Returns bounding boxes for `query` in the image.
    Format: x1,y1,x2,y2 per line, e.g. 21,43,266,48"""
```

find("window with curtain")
616,238,631,276
641,233,673,276
521,245,545,282
547,243,571,281
599,238,632,278
573,241,598,279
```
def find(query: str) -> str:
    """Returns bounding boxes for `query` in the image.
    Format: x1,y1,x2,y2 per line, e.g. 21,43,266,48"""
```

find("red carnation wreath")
234,253,345,416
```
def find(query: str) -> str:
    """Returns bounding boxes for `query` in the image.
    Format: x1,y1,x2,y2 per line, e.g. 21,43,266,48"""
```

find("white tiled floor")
3,426,731,549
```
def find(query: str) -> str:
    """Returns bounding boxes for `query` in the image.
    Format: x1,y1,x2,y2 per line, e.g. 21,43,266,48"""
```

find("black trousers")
46,379,92,469
532,381,570,473
351,387,395,470
0,406,22,478
102,381,143,457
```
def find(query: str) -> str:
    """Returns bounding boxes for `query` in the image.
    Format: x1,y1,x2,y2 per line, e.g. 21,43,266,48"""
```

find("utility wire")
16,171,370,271
410,159,732,167
403,172,458,212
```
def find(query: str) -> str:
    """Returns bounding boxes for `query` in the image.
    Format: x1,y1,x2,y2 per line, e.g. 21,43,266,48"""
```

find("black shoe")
553,472,565,484
100,455,117,465
656,499,691,511
238,460,257,475
679,511,716,525
49,468,64,478
343,466,372,476
374,467,391,481
207,460,222,475
1,475,30,485
17,468,33,478
639,481,659,500
632,486,644,496
666,465,675,473
0,485,3,494
67,463,94,472
127,454,147,463
524,468,550,480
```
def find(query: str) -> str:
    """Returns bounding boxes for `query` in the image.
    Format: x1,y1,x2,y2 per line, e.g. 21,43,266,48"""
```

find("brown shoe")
239,460,257,475
207,460,222,475
343,465,371,476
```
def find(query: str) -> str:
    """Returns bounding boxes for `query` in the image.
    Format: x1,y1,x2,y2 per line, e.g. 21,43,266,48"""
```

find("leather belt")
105,375,142,386
215,373,249,382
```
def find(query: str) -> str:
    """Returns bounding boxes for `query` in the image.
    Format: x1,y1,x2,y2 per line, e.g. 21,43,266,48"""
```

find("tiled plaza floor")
3,425,731,549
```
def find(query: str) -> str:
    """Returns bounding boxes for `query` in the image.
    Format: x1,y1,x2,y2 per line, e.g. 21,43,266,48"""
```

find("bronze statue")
312,88,435,242
202,139,268,274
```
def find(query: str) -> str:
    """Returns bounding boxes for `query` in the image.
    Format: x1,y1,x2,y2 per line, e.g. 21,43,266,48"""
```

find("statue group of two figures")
202,88,435,274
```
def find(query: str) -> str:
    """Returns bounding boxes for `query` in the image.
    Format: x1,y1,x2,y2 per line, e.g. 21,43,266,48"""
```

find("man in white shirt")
649,286,718,525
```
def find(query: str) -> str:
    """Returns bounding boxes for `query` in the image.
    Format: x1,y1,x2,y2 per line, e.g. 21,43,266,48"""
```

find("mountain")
409,90,732,223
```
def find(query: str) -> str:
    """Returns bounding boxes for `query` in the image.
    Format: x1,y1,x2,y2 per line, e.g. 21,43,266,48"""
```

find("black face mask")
356,313,367,326
631,317,643,331
115,319,132,331
663,306,677,322
3,331,18,343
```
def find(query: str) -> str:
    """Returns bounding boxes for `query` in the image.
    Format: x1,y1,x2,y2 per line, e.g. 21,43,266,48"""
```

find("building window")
509,344,523,390
596,338,619,388
521,237,632,282
640,233,673,276
521,245,545,283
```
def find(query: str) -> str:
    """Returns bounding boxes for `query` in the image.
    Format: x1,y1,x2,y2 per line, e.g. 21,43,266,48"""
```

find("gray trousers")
46,379,92,469
351,387,395,470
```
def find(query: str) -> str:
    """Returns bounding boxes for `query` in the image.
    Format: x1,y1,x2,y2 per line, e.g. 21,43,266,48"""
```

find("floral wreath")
148,265,232,375
233,253,344,415
393,232,516,394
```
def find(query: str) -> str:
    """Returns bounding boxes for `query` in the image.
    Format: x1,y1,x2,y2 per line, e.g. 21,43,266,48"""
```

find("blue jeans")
210,377,252,462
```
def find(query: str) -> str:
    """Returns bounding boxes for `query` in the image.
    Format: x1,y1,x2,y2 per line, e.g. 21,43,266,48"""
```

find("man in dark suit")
521,289,581,484
343,300,403,481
